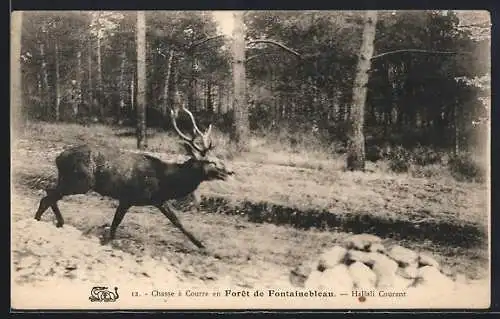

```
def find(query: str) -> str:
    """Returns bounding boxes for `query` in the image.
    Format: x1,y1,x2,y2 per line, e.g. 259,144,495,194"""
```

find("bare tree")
231,11,249,149
96,28,104,118
11,11,23,137
118,49,127,121
162,50,175,116
40,24,50,119
54,38,61,121
87,38,93,114
75,45,82,117
136,11,147,149
346,11,378,171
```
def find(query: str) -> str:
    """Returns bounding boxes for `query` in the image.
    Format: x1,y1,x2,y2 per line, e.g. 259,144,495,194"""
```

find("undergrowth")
17,120,487,184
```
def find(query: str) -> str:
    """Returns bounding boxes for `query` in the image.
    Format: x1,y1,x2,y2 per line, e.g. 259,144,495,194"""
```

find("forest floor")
11,121,490,309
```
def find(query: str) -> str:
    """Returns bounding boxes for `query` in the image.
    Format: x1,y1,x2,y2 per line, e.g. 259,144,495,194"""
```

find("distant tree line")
18,10,489,157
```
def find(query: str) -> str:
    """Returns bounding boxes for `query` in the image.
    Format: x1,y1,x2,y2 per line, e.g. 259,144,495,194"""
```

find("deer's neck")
164,162,204,198
181,166,204,190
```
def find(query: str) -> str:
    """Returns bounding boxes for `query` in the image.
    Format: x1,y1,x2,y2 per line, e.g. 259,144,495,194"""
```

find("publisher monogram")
89,286,119,302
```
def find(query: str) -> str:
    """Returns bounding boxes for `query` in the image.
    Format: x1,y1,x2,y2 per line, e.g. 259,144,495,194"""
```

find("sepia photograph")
10,10,491,310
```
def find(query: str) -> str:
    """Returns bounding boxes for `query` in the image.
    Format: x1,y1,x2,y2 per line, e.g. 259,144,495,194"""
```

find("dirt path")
12,183,488,287
11,188,312,289
11,187,490,309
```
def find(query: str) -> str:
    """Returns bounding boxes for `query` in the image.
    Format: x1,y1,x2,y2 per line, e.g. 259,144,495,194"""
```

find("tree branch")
371,49,463,60
245,54,265,63
246,52,293,63
190,34,226,50
458,22,491,28
247,39,302,58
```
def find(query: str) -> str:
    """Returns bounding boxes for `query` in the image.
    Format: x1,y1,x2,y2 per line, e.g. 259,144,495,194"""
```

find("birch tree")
346,11,378,171
231,11,249,149
11,11,23,136
136,11,147,149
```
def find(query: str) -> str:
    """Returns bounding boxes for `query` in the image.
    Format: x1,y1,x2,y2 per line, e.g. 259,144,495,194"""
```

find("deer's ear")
181,142,201,159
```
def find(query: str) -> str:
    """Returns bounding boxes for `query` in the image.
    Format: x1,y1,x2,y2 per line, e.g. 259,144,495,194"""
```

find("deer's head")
171,107,234,181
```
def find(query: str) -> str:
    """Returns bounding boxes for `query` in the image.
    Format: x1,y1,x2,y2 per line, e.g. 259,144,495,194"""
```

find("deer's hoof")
100,237,111,245
198,247,210,256
56,222,64,228
100,232,114,245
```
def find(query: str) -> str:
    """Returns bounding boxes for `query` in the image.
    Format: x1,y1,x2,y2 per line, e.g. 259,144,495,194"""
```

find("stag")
34,106,233,249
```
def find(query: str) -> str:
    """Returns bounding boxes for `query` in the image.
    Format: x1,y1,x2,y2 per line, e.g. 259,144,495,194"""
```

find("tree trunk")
231,11,249,149
162,50,174,116
136,11,147,150
215,85,221,114
171,56,179,107
338,91,349,123
217,84,224,114
37,74,42,105
220,84,227,114
118,50,127,121
188,56,196,111
88,38,93,115
201,79,206,110
346,10,378,171
96,35,104,118
39,33,50,119
206,81,213,113
186,54,194,110
454,104,460,155
75,48,82,117
130,75,135,112
54,38,61,121
11,11,23,137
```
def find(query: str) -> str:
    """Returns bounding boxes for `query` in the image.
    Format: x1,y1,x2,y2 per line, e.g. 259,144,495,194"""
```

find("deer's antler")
178,105,213,150
170,106,214,154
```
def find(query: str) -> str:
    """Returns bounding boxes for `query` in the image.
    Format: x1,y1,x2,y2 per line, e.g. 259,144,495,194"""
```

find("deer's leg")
35,172,93,227
107,202,131,241
158,202,205,249
50,202,65,228
35,188,64,227
191,191,201,213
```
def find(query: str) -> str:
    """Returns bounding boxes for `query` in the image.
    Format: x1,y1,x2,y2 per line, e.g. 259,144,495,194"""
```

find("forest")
12,10,490,179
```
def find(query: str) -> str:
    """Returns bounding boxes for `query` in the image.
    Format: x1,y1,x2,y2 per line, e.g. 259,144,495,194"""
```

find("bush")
365,145,384,162
448,153,485,182
410,164,443,179
365,144,391,162
205,110,235,135
388,145,412,173
412,145,443,166
249,104,274,132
